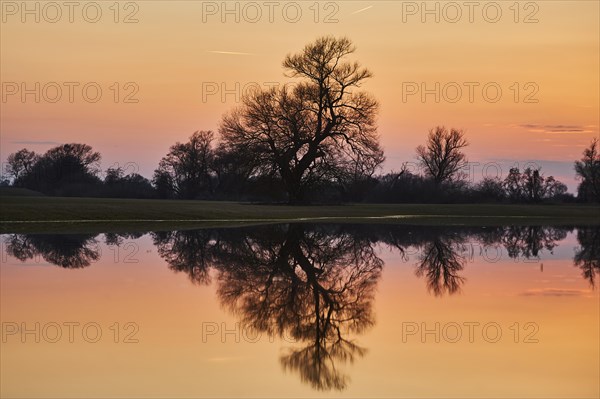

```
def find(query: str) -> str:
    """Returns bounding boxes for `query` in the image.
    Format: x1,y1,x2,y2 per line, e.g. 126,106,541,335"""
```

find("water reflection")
213,225,381,390
4,233,100,268
153,230,215,285
104,232,145,246
154,225,381,390
574,227,600,287
501,226,568,259
415,237,466,296
2,224,599,391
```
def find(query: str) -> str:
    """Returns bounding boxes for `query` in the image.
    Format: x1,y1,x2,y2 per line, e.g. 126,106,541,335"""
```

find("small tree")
575,138,600,202
153,169,174,199
475,177,506,202
503,166,568,203
153,131,215,199
522,167,545,202
104,166,155,198
543,176,568,200
416,126,468,185
104,166,125,185
503,167,525,201
5,149,38,183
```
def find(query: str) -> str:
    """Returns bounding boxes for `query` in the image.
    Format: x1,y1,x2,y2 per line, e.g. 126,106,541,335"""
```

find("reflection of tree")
104,232,145,246
4,223,591,392
212,225,382,391
415,238,466,296
501,226,569,259
376,225,572,296
574,227,600,287
152,230,215,285
370,226,470,296
4,234,100,268
280,337,366,391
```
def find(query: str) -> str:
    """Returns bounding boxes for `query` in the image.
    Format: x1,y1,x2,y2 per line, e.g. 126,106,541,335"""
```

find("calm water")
1,224,598,398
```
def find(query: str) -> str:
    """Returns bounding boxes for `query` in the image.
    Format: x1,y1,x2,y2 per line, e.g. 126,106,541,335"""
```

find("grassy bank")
1,195,598,233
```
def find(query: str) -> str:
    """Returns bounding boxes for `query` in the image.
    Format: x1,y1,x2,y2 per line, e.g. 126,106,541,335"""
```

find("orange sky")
1,1,599,190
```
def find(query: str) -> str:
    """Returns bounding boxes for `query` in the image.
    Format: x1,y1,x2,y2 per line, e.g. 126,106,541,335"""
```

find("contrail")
351,5,373,14
207,50,254,56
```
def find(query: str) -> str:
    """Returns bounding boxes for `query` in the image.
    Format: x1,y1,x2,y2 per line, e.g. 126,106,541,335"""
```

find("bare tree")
220,36,384,203
416,126,468,185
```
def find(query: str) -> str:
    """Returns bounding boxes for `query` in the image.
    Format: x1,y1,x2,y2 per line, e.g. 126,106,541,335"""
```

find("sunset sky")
1,1,598,191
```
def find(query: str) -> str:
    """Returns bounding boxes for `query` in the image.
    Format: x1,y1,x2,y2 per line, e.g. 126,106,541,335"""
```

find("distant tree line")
2,37,599,204
4,132,598,204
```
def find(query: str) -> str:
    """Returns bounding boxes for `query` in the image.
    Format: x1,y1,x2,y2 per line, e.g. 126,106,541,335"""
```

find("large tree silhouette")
220,36,384,203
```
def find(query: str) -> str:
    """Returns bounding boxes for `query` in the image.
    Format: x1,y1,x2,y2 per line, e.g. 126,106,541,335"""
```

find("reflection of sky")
0,228,598,398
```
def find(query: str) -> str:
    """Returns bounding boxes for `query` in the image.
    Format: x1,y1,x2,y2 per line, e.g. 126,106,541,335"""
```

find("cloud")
11,140,61,145
518,124,593,134
520,288,588,297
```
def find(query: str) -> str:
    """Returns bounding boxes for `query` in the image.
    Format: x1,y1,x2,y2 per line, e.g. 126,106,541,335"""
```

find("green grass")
1,195,598,233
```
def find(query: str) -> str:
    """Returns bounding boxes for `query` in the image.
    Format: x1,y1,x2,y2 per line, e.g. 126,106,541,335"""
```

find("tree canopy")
220,36,384,203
